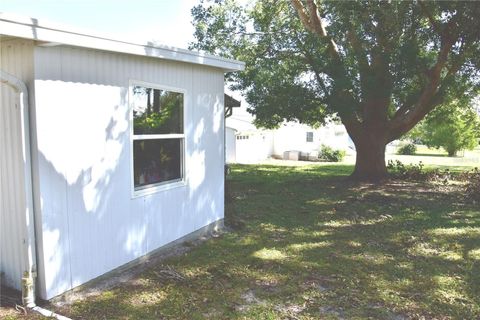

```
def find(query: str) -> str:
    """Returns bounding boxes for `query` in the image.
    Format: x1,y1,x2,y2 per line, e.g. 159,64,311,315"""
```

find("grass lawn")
385,146,480,169
321,145,480,170
3,164,479,319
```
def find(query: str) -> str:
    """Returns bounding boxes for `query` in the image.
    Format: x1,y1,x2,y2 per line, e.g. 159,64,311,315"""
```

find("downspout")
0,70,37,307
0,70,71,320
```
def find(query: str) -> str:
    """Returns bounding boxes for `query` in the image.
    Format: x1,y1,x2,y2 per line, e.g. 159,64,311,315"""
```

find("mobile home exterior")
225,117,353,164
0,14,244,300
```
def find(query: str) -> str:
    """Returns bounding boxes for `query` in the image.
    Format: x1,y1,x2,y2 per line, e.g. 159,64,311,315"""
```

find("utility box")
283,150,300,161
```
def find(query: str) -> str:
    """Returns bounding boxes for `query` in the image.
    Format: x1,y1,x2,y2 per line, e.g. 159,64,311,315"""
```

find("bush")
387,160,426,180
387,160,451,183
319,145,346,162
397,143,417,155
387,161,479,200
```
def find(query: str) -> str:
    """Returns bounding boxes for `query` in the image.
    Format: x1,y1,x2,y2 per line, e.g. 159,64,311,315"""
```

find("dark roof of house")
224,94,241,118
225,94,241,109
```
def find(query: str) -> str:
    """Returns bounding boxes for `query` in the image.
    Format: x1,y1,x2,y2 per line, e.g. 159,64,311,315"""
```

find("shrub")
319,145,346,162
397,143,417,155
387,161,480,199
387,160,452,183
387,160,426,180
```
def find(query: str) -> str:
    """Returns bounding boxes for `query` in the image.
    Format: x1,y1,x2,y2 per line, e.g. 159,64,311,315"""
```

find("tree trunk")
447,149,457,157
350,135,388,181
153,89,161,113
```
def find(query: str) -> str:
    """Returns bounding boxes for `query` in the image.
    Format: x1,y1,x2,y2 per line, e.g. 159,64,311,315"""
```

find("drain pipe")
0,70,71,320
0,70,37,307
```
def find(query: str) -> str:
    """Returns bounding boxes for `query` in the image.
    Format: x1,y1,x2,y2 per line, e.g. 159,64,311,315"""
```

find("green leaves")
191,1,480,178
191,1,479,128
411,100,480,156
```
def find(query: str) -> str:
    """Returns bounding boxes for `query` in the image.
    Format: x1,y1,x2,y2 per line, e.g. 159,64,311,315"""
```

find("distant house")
270,122,353,159
226,111,353,163
0,14,244,302
225,117,274,163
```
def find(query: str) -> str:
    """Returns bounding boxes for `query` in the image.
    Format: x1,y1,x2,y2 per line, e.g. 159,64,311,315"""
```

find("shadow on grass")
56,164,479,320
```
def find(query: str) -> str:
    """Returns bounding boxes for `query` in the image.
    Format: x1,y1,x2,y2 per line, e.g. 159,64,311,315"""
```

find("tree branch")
418,1,442,35
290,0,361,128
346,29,370,94
342,116,364,146
388,35,456,141
290,25,329,97
306,0,326,36
290,0,340,57
290,0,315,33
303,51,329,97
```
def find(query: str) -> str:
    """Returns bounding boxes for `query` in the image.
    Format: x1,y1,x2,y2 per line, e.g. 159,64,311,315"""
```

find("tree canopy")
191,0,480,179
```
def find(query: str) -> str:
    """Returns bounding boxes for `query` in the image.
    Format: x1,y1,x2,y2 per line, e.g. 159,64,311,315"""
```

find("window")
131,84,185,194
236,135,249,140
306,131,314,142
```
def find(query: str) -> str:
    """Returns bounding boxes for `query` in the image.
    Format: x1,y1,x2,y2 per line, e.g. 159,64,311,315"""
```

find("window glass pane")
132,86,183,135
133,139,182,189
306,132,313,142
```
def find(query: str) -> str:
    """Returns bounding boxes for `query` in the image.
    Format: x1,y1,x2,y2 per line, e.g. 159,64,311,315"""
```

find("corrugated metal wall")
0,83,24,290
33,45,225,299
0,39,34,290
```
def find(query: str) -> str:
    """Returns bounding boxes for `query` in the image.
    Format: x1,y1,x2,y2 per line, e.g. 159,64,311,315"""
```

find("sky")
0,0,198,49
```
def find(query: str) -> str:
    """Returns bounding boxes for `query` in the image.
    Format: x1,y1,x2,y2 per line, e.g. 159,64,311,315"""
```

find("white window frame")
129,80,187,198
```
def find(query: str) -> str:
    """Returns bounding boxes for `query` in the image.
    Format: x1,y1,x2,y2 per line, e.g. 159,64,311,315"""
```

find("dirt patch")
0,286,46,319
319,305,346,319
234,290,266,312
274,303,307,318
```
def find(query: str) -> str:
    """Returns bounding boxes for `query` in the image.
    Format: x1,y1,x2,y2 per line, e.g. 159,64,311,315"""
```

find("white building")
226,117,274,164
271,122,353,159
226,104,353,163
0,14,244,302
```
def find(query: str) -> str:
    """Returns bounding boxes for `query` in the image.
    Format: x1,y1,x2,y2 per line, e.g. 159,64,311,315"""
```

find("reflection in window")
133,139,182,189
132,86,183,135
131,85,184,192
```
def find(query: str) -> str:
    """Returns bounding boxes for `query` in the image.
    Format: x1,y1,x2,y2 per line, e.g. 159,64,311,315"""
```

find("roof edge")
0,13,245,72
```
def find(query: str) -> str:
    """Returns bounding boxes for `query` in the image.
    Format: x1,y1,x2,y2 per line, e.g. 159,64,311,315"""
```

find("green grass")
4,164,479,319
385,145,480,168
413,145,449,156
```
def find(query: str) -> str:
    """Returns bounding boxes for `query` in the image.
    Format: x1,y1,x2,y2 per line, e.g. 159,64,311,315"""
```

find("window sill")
132,179,186,198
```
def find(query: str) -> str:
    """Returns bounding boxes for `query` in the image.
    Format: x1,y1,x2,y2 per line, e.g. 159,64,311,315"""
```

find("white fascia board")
0,13,245,72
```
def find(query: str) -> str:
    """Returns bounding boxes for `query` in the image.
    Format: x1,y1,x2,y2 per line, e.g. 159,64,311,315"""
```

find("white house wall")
235,132,273,164
272,123,352,157
272,124,318,156
32,45,225,299
0,39,35,291
225,127,236,163
316,124,352,152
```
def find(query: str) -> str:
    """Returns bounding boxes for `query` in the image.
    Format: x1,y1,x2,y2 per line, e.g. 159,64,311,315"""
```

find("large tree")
191,0,480,180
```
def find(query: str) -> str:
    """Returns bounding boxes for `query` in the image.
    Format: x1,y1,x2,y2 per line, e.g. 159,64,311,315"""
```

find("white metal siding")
0,84,24,290
0,39,34,290
33,45,225,299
